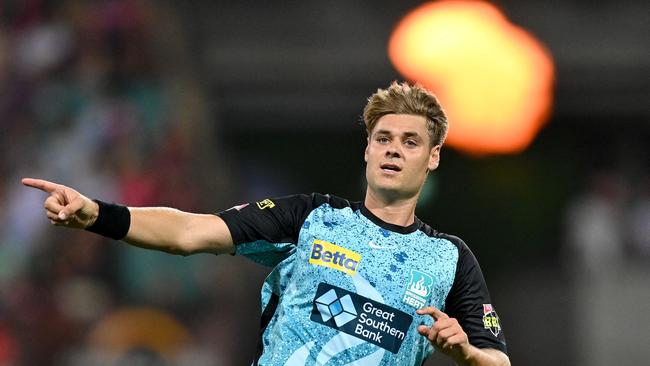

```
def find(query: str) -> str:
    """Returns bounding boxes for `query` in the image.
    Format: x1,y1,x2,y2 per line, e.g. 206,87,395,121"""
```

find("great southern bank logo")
309,239,361,276
311,283,412,354
315,289,357,327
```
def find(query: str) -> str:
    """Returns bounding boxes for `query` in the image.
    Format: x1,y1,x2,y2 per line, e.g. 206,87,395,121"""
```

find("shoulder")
304,193,361,211
417,225,479,270
418,223,469,251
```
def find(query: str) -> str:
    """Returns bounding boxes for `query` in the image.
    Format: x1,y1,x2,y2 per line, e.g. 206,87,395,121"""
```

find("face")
364,114,441,202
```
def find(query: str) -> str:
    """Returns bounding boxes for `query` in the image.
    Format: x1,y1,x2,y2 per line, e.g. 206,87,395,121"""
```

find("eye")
377,136,390,144
404,139,418,147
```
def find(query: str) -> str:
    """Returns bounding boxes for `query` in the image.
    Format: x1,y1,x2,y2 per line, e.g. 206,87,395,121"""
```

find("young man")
23,82,509,365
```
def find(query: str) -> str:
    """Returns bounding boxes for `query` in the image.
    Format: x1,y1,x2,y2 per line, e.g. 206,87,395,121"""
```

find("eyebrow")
374,129,423,140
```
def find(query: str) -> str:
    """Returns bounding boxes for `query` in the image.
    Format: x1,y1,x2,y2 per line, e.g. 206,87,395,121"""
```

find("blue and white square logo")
315,289,357,327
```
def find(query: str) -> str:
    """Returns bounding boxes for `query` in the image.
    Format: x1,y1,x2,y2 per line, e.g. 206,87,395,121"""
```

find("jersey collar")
360,205,422,234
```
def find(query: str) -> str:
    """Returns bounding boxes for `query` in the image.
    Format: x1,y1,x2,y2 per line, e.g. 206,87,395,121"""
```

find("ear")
428,145,441,171
364,137,369,163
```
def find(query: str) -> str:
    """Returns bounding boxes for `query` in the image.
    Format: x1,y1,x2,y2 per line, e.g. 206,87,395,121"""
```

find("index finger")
22,178,61,193
416,306,450,320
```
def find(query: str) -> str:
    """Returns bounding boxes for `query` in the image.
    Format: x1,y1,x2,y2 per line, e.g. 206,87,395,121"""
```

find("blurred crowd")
0,1,254,365
1,1,648,366
563,169,650,366
564,170,650,275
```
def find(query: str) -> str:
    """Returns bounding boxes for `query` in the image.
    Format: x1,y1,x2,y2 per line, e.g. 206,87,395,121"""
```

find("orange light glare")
389,1,554,155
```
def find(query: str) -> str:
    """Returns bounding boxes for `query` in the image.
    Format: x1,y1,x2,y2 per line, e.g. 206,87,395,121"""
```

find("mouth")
380,162,402,173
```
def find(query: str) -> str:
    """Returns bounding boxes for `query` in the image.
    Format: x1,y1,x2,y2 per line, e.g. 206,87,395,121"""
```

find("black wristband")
85,200,131,240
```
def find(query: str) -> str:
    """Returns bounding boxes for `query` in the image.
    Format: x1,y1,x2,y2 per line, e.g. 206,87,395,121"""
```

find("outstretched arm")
22,178,235,255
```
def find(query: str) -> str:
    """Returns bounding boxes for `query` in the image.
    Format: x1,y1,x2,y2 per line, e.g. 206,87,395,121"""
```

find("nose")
385,140,402,158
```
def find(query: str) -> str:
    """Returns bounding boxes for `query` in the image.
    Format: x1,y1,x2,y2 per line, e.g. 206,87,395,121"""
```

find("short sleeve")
216,193,324,266
444,239,507,354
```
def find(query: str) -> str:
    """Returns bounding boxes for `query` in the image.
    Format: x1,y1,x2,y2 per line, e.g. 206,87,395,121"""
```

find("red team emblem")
483,304,493,314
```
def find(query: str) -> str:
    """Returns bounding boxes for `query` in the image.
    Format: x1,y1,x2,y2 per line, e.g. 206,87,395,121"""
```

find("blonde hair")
363,81,448,147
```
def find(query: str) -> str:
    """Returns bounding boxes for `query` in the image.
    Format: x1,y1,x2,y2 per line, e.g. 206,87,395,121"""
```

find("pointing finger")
417,306,450,320
22,178,60,194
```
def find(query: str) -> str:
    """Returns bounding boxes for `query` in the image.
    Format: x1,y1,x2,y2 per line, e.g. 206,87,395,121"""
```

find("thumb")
58,196,86,220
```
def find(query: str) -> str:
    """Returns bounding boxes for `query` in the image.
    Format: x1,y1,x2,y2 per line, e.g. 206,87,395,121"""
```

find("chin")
367,172,419,199
371,178,401,192
372,184,417,200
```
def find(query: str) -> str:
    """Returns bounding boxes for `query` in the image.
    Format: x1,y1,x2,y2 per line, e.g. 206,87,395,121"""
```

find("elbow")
160,240,192,256
174,213,232,256
167,233,198,256
168,245,193,256
171,238,200,256
494,351,511,366
477,348,510,366
497,351,510,366
173,232,218,256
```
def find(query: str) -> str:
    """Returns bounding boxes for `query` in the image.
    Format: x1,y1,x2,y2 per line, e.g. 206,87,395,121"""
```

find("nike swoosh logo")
368,240,397,250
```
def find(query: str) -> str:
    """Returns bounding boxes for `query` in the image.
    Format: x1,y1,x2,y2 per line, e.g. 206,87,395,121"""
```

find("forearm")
456,346,510,366
22,179,234,255
124,207,234,255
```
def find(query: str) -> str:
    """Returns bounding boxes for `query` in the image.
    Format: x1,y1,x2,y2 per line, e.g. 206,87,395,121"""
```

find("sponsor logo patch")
309,240,361,276
256,199,275,209
482,304,501,336
314,290,357,327
402,270,434,309
311,283,412,354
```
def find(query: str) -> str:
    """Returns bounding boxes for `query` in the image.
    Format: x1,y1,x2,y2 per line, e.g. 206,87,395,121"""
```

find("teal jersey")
218,194,506,365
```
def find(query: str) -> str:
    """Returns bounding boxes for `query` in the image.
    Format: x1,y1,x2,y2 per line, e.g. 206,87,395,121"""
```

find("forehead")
372,114,428,136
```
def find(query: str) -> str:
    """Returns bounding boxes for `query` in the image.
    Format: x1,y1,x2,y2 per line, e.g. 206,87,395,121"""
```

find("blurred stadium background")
0,0,648,365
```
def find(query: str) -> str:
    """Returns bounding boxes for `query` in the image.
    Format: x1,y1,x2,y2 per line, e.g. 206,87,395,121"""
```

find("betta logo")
309,240,361,276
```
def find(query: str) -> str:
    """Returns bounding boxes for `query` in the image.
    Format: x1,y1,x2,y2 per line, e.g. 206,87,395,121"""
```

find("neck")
364,188,419,227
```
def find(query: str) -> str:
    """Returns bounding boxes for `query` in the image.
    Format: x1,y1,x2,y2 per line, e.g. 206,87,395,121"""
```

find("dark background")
0,1,648,365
